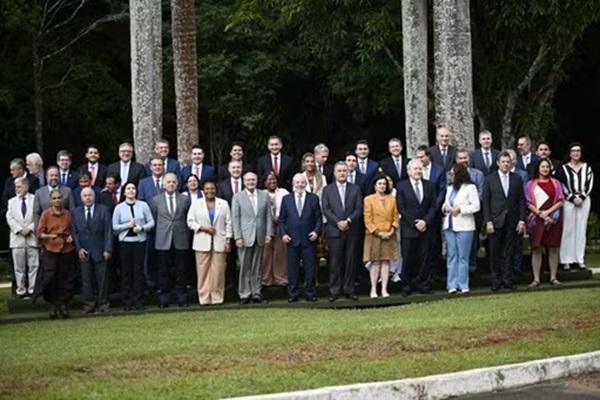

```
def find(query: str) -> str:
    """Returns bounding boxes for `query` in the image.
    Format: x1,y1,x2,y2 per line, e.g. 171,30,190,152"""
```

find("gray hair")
14,176,29,187
164,172,178,183
334,161,347,169
313,143,329,155
80,187,95,199
407,159,423,170
10,158,25,169
26,153,43,167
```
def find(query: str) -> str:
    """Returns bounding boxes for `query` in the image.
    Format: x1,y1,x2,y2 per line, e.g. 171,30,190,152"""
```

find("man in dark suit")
98,173,121,213
516,135,539,172
345,152,368,196
314,143,334,183
396,159,437,295
279,173,322,302
150,173,190,307
256,135,295,190
322,162,363,301
355,139,379,183
218,141,254,180
56,150,79,189
72,171,102,208
528,141,561,177
483,151,526,291
2,158,39,214
71,187,112,313
138,156,165,203
107,142,146,189
379,138,408,185
429,126,457,171
77,145,107,189
469,130,500,176
217,160,244,205
179,145,215,186
506,149,529,274
145,138,181,177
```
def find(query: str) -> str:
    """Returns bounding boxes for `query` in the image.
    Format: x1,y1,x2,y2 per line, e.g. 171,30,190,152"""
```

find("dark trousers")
401,234,431,290
81,258,109,310
225,243,238,291
37,251,75,305
328,234,359,296
287,244,316,299
469,211,483,271
429,219,443,278
144,232,158,288
489,226,517,288
157,246,188,306
119,241,146,308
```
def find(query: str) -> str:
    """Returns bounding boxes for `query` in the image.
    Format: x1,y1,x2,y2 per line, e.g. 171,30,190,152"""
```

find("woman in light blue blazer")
442,163,480,294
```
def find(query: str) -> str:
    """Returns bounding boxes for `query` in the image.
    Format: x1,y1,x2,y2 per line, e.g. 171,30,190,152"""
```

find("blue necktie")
395,158,401,177
502,175,509,197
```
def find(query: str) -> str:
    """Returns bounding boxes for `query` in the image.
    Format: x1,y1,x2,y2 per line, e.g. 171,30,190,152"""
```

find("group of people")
3,128,594,319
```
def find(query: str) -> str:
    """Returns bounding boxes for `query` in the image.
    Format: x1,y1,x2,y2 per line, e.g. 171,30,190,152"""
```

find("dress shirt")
294,190,305,215
499,171,510,196
422,164,431,180
410,178,422,203
120,161,130,185
192,163,203,178
165,192,176,214
246,189,258,215
358,158,368,174
521,153,531,169
347,171,356,184
231,177,242,194
337,182,346,209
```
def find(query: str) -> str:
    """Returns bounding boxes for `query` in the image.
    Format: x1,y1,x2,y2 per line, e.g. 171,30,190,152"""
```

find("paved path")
462,372,600,399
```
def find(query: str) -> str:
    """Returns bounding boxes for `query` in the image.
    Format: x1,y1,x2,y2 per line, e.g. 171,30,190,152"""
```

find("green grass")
1,288,599,399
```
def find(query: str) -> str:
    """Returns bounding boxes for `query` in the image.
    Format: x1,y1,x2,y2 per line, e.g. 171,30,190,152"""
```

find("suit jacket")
218,161,255,181
180,163,216,184
138,175,165,203
379,156,408,185
512,167,529,192
441,184,481,231
187,197,232,252
469,148,500,175
71,204,113,262
482,172,526,230
396,179,437,239
321,182,363,237
97,190,120,213
516,153,539,172
316,163,334,184
145,157,181,177
424,162,447,208
356,158,379,184
107,161,146,186
72,186,103,208
33,186,75,224
58,169,79,189
278,192,322,247
429,145,457,171
468,167,485,200
6,193,39,248
347,171,368,196
2,174,39,214
77,163,108,188
363,194,399,234
256,153,295,190
232,189,273,247
217,178,245,206
150,192,190,250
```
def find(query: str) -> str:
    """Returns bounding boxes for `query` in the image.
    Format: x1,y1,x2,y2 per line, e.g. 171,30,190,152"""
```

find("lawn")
1,288,599,399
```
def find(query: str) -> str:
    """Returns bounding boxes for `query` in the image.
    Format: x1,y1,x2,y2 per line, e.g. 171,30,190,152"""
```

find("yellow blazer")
363,194,399,234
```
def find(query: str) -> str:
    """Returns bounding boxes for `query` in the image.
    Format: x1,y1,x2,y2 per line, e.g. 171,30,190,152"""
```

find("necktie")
414,181,422,204
155,178,161,192
112,192,118,206
441,148,447,165
484,152,491,169
502,174,509,197
86,207,92,225
296,193,303,216
169,195,175,216
90,164,96,186
395,158,401,177
250,193,257,215
273,156,279,176
360,160,366,174
234,179,239,194
61,173,67,186
21,196,27,218
339,185,345,209
195,165,200,178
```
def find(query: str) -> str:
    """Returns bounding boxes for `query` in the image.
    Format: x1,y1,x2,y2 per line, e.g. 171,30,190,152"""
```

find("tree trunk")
433,0,475,151
130,0,162,164
401,0,428,158
171,0,199,165
32,33,44,155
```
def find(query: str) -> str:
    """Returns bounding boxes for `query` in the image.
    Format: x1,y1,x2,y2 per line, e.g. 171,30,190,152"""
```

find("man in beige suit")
6,177,39,298
232,172,273,303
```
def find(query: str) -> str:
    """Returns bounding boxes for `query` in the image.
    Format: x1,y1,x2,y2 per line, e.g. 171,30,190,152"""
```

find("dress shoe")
401,286,411,297
287,297,298,303
418,287,432,295
253,297,268,304
178,303,190,308
59,304,70,319
328,295,338,302
49,305,58,320
158,303,169,309
504,284,517,291
306,296,318,302
346,294,358,301
239,298,251,305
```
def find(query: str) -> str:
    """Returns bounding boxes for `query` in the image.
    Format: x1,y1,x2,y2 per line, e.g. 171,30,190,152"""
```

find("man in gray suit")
150,173,191,307
322,162,363,301
33,166,75,225
232,172,273,303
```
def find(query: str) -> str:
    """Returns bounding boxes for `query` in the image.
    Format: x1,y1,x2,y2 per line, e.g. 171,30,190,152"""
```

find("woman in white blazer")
187,179,232,305
442,164,480,294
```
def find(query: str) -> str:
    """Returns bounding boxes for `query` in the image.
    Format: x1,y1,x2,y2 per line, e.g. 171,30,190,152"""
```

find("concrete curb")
227,351,600,400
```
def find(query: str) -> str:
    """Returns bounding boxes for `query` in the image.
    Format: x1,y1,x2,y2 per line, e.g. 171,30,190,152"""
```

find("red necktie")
90,164,97,186
273,156,279,176
234,180,239,194
112,192,118,206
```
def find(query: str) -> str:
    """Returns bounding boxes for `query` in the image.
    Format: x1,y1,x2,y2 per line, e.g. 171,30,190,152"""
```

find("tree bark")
130,0,162,164
433,0,475,151
32,32,44,155
171,0,199,165
401,0,428,158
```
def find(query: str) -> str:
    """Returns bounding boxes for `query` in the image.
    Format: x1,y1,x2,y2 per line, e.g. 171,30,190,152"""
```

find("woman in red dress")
525,159,565,288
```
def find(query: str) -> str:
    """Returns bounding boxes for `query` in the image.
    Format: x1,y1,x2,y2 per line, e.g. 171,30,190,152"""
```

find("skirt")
363,232,399,262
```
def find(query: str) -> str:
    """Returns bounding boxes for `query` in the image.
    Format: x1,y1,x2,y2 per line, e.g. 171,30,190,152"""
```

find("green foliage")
587,212,600,241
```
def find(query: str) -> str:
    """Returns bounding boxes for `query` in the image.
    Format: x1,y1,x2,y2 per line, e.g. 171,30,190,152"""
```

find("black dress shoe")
49,305,58,320
158,304,169,309
252,297,268,304
239,298,251,305
178,303,190,308
504,284,518,291
328,295,338,302
306,297,318,302
349,294,359,301
287,297,298,303
59,304,70,319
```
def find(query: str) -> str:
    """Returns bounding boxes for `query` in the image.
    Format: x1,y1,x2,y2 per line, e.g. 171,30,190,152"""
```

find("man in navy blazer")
322,162,363,301
279,173,322,302
379,138,409,185
145,138,181,177
469,130,500,176
71,187,113,313
516,135,539,172
396,159,437,295
355,139,379,184
429,126,457,171
56,149,79,189
138,156,165,203
345,152,368,196
256,135,295,190
179,145,215,187
72,171,102,208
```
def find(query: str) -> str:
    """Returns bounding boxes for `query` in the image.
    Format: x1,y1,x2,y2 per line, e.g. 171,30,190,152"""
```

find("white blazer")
441,184,480,231
187,197,232,252
6,193,39,248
